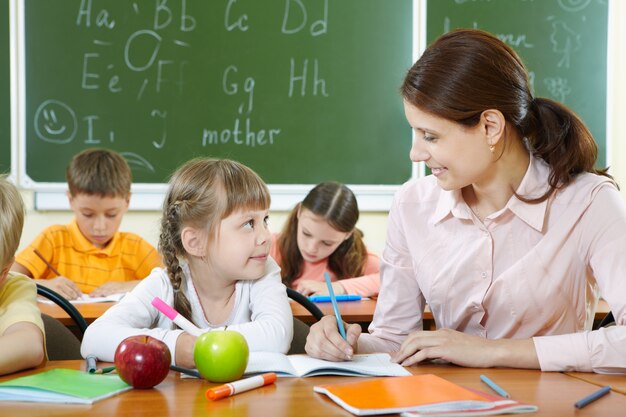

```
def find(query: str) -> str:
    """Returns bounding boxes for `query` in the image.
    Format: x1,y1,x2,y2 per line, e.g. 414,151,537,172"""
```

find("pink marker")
151,297,203,336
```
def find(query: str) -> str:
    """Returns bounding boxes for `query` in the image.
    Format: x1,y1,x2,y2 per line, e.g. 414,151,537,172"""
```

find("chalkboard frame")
1,0,16,181
16,0,418,211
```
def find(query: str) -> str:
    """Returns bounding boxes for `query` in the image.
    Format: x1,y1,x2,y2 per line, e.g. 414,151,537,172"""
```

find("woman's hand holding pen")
36,277,83,300
305,316,361,362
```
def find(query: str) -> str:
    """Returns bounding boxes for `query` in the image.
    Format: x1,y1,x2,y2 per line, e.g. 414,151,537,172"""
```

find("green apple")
193,329,249,383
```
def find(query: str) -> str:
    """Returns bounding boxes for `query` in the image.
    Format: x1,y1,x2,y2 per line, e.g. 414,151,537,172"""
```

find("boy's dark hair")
66,148,132,198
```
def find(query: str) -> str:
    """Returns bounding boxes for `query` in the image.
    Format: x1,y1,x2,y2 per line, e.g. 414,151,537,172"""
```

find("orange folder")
314,374,537,416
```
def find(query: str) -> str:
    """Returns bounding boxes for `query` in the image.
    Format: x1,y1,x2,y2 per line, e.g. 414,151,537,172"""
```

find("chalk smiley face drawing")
34,99,77,143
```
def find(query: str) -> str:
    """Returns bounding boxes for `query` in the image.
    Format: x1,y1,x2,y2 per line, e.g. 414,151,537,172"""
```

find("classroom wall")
14,1,626,257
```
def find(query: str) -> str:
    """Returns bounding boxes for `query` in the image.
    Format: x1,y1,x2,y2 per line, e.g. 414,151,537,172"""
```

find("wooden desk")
38,301,115,326
566,372,626,395
1,360,625,416
290,299,384,324
40,298,611,330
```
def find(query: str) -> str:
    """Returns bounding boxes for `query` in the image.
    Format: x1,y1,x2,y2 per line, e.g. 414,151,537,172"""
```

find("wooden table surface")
1,360,625,416
39,298,610,330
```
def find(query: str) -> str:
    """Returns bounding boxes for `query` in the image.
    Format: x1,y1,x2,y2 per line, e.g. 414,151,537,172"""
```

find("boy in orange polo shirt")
12,149,161,300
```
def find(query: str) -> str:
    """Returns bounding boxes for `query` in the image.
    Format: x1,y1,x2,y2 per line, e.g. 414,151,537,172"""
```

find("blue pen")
574,385,611,409
479,374,510,398
309,294,362,302
324,272,347,340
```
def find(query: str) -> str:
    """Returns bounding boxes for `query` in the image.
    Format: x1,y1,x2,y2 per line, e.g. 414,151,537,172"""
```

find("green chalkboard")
23,0,413,187
427,0,608,168
0,0,10,175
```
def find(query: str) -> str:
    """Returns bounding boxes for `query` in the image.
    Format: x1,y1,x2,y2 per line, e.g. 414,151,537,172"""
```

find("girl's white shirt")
81,256,293,363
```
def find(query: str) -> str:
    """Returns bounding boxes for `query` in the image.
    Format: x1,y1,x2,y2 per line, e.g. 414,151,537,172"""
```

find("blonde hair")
159,158,270,323
66,148,132,198
0,176,25,269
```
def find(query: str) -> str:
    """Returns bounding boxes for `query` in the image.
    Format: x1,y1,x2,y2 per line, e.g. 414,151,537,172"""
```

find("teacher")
305,29,626,374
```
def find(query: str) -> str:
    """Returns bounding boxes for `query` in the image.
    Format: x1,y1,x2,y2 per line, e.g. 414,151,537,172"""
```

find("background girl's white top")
81,257,293,363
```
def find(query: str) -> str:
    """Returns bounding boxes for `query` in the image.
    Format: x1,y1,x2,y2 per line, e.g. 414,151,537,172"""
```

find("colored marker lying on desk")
151,297,203,336
480,374,510,398
574,385,611,409
309,295,362,302
93,366,116,374
85,355,97,373
206,373,277,400
170,365,201,378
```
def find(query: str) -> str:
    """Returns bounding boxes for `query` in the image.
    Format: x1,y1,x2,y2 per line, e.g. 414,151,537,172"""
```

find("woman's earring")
489,144,495,153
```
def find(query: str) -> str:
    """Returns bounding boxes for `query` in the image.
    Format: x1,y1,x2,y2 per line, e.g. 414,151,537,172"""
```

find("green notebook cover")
0,368,132,404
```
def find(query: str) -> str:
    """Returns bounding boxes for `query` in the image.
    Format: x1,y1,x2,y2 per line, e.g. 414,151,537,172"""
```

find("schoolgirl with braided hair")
82,158,293,367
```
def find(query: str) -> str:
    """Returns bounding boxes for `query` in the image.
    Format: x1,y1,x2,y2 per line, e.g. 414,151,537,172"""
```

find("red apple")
114,335,171,389
193,330,249,383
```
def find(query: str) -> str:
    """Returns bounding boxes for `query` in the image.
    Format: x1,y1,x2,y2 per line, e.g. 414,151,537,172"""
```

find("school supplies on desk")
314,374,538,416
206,373,277,400
244,352,410,378
479,374,510,398
170,365,201,379
92,366,117,375
85,354,97,373
37,292,127,305
574,385,611,409
0,368,131,404
309,294,362,302
151,296,203,336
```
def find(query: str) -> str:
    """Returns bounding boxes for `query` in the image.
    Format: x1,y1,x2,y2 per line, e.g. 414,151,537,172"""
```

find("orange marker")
206,372,277,401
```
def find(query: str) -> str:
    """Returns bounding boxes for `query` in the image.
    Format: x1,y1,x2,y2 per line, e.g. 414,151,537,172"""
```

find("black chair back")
36,284,88,337
286,287,324,321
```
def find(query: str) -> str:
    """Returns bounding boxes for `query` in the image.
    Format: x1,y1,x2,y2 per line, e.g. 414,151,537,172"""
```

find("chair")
286,287,324,321
36,284,88,338
286,288,324,354
288,318,310,355
41,314,83,360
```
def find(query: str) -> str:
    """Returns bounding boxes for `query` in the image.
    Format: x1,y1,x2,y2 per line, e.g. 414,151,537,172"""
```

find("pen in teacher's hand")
479,374,510,398
324,272,347,340
574,385,611,409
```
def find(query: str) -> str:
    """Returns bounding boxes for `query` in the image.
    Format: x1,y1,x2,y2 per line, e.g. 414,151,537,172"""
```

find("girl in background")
82,159,292,367
271,181,380,297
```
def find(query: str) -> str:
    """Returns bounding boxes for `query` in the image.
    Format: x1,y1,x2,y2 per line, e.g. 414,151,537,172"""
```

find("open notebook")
0,369,131,404
244,352,411,378
314,374,538,416
38,292,126,304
